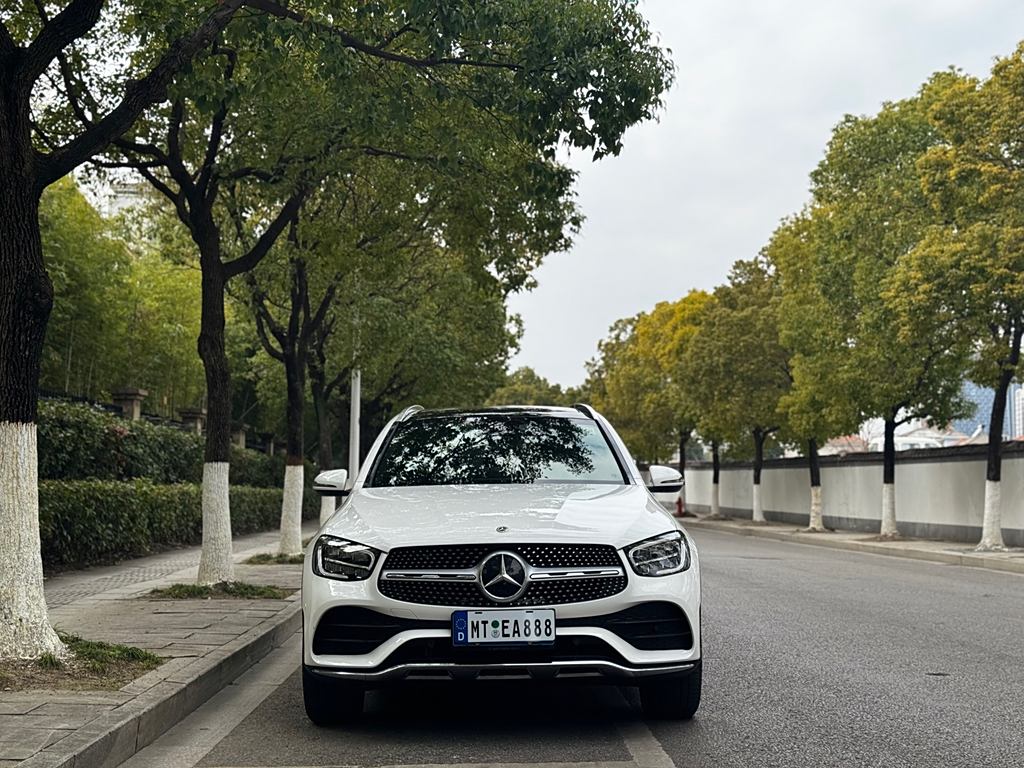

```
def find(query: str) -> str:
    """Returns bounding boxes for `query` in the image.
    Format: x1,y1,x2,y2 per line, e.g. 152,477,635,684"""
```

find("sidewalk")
682,516,1024,575
1,522,317,767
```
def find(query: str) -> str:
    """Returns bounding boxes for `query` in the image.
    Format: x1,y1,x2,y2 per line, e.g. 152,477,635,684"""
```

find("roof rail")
395,405,424,422
573,403,596,418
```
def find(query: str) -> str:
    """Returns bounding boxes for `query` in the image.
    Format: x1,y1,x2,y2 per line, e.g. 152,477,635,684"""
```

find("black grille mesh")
312,607,447,655
378,543,626,607
382,543,621,570
562,601,693,650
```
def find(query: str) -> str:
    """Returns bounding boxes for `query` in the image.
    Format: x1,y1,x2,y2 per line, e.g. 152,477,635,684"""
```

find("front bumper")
307,658,700,683
302,543,701,681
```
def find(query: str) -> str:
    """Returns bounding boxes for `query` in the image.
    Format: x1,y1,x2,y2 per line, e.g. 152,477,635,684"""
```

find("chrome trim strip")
528,567,624,581
380,564,624,584
382,569,477,582
310,659,696,682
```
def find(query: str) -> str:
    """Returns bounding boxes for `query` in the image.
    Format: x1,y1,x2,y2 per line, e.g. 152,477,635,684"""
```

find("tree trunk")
279,345,306,555
752,428,766,523
806,437,825,531
195,261,235,584
710,441,721,518
0,89,66,658
880,416,898,538
978,328,1020,550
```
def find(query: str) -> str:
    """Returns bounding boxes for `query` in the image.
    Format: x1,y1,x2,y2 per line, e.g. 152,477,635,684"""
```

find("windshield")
368,414,626,487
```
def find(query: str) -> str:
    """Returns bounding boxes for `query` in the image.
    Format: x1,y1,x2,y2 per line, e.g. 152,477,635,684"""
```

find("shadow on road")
199,672,654,767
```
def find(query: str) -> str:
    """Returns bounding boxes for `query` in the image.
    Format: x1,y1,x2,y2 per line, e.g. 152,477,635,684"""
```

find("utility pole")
348,265,362,482
348,368,361,480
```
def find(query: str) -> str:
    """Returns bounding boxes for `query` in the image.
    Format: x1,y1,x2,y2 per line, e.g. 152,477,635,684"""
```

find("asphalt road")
122,529,1024,768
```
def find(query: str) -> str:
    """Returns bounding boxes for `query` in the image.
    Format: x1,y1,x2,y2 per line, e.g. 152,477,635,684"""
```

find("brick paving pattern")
0,524,313,765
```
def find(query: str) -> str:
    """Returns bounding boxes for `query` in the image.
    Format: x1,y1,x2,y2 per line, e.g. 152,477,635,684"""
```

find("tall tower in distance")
1012,384,1024,439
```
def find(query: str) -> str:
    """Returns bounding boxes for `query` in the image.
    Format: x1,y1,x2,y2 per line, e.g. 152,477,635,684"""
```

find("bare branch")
21,0,103,85
136,165,188,222
91,158,164,170
112,136,168,161
250,303,287,362
36,0,246,189
197,44,237,202
223,187,307,278
303,281,338,343
240,0,523,71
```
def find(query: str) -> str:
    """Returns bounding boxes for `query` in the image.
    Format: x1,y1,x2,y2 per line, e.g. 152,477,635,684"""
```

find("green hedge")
37,400,293,487
39,479,321,570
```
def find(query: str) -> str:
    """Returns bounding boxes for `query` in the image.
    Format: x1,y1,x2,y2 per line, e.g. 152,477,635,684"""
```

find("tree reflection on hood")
370,414,624,486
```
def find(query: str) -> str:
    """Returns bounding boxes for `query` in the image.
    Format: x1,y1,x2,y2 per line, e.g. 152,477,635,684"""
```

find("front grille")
378,543,627,607
312,607,446,655
562,602,693,650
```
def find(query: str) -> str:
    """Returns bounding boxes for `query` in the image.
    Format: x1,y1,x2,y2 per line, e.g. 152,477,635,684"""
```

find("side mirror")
646,464,684,493
313,468,350,497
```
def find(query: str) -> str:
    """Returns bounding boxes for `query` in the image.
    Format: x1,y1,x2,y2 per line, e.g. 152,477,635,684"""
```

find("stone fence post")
179,408,206,435
112,388,148,421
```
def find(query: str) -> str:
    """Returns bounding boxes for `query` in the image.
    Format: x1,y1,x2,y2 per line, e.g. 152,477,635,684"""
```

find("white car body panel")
319,483,678,551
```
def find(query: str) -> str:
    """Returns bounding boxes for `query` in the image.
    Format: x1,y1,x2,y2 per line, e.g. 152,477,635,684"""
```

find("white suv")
302,405,701,723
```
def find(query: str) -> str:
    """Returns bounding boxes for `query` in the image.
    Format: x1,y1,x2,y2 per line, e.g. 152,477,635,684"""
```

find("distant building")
819,435,869,456
865,424,973,452
952,380,1023,440
97,180,148,218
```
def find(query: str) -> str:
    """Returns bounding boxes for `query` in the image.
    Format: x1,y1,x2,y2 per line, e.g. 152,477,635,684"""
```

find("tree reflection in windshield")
370,414,625,486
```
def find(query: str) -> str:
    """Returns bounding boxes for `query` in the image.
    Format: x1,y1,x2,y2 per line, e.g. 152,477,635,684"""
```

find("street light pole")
348,368,361,480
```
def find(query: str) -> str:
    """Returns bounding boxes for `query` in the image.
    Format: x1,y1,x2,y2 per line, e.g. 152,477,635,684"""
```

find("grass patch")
0,632,162,692
245,552,305,565
149,581,293,600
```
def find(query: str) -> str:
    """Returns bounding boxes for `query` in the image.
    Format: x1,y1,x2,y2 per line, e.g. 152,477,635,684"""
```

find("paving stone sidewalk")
0,522,317,767
683,515,1024,575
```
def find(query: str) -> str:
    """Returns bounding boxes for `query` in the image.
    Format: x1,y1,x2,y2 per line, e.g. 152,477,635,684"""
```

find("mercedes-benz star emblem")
478,551,528,602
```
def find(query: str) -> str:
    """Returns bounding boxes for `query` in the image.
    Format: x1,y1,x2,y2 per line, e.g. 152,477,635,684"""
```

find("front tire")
302,665,364,726
639,663,702,720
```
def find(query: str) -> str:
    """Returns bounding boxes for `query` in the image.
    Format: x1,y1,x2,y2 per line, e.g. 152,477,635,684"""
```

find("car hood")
321,483,677,551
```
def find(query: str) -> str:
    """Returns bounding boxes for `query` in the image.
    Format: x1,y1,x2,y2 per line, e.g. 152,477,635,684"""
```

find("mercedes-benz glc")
302,405,701,723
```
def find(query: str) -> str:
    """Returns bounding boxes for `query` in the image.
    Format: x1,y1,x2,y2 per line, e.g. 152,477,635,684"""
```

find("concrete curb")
19,600,301,768
683,518,1024,576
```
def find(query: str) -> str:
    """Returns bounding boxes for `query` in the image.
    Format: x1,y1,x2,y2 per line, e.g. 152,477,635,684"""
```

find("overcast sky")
506,0,1024,387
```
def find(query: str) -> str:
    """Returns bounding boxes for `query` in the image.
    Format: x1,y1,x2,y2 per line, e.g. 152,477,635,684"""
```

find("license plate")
452,609,556,646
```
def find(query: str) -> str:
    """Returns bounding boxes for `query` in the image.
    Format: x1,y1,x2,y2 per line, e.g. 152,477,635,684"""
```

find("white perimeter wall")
684,453,1024,545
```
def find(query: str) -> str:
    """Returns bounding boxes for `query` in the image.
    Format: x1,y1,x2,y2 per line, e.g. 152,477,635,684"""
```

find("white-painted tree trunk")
710,482,720,517
319,495,336,527
752,483,765,523
0,423,66,659
279,464,304,556
808,485,824,531
879,482,898,537
976,479,1006,551
197,462,234,585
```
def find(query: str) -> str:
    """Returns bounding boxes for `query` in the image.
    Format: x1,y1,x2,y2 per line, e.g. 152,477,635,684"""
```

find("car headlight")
312,535,380,581
624,531,690,576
